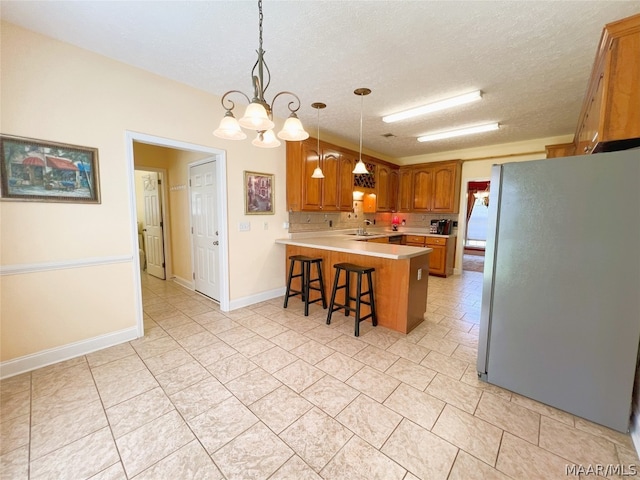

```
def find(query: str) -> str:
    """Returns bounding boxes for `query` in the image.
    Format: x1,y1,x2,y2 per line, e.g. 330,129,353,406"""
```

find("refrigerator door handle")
476,164,504,378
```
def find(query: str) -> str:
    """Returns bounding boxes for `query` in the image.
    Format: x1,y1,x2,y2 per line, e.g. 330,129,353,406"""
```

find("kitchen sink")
347,232,375,236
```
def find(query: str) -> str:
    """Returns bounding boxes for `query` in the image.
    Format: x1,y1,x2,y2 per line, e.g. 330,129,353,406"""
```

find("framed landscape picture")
0,134,101,203
244,171,274,214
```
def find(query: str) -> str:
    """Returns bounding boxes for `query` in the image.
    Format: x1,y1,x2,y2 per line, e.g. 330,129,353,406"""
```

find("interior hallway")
1,271,637,479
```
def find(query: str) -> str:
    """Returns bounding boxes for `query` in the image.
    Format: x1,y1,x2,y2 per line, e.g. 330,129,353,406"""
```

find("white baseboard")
172,275,195,290
453,267,462,275
0,326,139,380
228,287,286,311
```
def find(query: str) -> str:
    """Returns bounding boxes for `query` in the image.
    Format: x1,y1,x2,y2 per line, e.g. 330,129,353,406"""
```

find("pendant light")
213,0,309,147
311,102,326,179
352,88,371,174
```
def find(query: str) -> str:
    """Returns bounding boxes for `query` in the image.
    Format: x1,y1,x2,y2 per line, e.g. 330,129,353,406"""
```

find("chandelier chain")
258,0,263,51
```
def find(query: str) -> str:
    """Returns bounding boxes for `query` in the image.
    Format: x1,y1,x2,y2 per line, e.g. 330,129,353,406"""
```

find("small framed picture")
0,134,100,203
244,171,274,215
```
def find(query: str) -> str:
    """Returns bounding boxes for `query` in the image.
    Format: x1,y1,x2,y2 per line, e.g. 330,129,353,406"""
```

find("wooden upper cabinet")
431,162,460,212
321,148,340,211
398,168,413,212
548,13,640,157
337,152,354,211
376,164,390,211
410,161,461,213
374,163,400,212
389,169,399,212
600,15,640,145
301,139,323,211
412,168,433,211
286,138,354,212
545,142,577,158
286,140,304,212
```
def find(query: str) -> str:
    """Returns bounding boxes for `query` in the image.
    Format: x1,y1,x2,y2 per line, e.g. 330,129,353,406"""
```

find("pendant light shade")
278,113,309,141
352,160,369,174
311,166,325,178
353,88,371,175
252,129,281,148
213,111,247,140
239,102,275,131
311,102,326,179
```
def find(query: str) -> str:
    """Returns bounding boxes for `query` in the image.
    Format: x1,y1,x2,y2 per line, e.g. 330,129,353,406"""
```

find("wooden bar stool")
326,263,377,336
283,255,327,316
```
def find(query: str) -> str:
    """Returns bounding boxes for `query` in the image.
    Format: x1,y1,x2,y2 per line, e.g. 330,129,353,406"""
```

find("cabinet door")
286,141,303,211
412,168,433,211
301,140,323,211
321,148,340,211
428,245,446,275
389,169,399,212
431,163,458,212
338,153,354,211
398,168,413,212
602,28,640,143
376,165,390,211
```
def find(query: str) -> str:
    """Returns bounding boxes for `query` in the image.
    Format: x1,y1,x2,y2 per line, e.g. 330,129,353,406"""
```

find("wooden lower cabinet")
284,245,429,334
402,235,454,277
425,237,454,277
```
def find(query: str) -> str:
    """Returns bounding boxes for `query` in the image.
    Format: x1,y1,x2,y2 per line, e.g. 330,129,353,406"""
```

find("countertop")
275,229,453,260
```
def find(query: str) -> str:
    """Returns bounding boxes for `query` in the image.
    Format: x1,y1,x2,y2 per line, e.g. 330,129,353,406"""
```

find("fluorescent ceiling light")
417,122,500,142
382,90,482,123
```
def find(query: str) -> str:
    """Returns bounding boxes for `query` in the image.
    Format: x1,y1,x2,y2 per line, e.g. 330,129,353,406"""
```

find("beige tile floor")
1,271,638,479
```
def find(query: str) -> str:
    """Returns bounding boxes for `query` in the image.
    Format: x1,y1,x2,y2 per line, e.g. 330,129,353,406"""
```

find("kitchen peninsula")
276,232,433,334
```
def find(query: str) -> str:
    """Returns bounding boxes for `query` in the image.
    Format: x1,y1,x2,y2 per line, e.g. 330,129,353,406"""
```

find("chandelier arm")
271,91,302,114
220,90,251,111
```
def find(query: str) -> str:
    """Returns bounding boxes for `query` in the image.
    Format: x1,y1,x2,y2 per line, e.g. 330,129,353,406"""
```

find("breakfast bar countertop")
275,230,435,260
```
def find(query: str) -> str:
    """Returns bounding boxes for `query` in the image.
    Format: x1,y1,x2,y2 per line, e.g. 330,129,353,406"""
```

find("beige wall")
0,22,289,366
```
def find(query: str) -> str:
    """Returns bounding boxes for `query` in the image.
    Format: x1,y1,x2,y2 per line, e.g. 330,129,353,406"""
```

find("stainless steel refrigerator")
477,150,640,432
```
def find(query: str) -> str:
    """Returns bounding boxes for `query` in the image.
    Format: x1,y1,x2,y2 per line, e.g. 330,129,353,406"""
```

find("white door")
190,161,219,301
142,172,166,279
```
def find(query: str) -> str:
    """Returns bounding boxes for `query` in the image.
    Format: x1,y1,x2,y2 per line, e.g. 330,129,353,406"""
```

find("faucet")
363,219,372,234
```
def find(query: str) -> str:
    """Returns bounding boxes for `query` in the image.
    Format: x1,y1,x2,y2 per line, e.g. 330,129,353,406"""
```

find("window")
466,197,489,248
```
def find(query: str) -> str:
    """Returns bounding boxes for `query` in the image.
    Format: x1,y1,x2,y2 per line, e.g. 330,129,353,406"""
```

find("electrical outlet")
417,268,422,280
283,222,290,229
239,222,250,232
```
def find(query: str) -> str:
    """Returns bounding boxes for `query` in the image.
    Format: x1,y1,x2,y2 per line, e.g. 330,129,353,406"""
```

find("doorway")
463,180,490,272
125,131,230,337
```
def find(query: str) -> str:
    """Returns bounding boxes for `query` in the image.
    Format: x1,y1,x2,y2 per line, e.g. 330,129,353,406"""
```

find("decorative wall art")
0,134,101,203
244,171,274,214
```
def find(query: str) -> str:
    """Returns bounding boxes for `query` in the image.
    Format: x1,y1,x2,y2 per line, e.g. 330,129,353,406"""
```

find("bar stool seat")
326,262,377,336
284,255,327,316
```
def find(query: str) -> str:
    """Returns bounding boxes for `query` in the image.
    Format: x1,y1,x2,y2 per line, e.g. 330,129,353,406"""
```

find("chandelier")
213,0,309,148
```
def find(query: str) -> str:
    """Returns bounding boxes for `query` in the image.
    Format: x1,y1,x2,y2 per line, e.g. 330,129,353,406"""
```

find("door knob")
213,241,219,246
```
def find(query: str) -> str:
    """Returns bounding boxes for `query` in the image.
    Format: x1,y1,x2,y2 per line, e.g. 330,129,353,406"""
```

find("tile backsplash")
288,204,458,233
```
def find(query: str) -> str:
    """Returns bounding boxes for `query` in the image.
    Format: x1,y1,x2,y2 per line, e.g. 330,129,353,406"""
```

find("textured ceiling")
2,1,639,159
